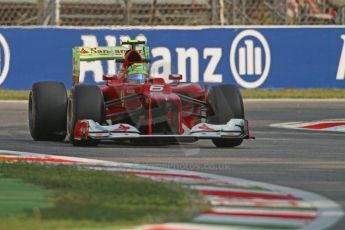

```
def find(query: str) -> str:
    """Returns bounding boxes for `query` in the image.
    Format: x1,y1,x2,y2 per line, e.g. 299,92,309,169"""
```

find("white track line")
0,100,28,103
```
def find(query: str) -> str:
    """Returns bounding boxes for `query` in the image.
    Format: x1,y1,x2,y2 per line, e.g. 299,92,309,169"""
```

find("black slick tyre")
207,84,244,148
28,81,67,141
67,84,104,146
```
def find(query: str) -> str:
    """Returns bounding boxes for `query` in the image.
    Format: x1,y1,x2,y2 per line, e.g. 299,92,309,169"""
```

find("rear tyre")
28,81,67,141
67,84,104,146
207,84,244,148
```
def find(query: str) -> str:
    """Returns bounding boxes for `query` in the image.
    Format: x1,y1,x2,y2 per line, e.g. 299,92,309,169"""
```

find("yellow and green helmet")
127,63,149,83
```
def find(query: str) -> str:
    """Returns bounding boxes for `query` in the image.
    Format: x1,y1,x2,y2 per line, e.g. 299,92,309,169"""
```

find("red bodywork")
101,77,205,135
100,49,206,135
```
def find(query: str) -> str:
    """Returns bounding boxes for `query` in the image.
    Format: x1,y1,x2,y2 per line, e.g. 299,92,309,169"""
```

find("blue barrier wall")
0,27,344,89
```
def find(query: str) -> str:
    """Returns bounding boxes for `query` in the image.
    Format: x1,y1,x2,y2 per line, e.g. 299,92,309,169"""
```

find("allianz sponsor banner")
0,26,345,89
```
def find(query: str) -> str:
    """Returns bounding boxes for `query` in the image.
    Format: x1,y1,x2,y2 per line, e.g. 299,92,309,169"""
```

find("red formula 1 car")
29,40,252,147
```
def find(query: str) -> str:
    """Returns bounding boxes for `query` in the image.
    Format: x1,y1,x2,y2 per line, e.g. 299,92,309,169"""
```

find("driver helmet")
127,63,149,83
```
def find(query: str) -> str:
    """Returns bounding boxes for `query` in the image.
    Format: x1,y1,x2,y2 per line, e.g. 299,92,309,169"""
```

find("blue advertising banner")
0,26,344,89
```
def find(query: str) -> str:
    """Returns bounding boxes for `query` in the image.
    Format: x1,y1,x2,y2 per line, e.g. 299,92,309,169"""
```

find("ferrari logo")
115,124,130,131
199,124,214,131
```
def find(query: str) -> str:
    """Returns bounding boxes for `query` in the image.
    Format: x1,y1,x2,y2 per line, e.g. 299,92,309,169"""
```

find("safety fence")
0,0,343,26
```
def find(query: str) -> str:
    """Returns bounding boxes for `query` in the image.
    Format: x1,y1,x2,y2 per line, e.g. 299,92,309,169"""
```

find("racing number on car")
150,85,164,92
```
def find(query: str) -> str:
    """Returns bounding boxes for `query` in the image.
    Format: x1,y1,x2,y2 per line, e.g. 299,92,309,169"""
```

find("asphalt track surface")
0,100,344,229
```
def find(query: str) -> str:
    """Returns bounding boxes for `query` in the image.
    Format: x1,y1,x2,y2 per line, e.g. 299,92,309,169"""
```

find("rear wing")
72,43,150,85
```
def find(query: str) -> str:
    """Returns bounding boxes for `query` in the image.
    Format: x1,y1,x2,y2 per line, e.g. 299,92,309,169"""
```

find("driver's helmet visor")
127,73,148,83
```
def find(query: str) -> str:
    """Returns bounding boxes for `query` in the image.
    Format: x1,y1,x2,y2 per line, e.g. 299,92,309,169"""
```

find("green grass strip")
241,89,345,99
0,90,29,100
0,162,208,230
0,178,55,217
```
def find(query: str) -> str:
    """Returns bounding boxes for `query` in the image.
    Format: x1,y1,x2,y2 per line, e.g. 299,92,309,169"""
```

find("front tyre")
28,81,67,141
67,84,104,146
207,84,244,148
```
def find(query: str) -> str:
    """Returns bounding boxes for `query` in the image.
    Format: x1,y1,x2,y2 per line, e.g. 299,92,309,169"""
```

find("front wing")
73,119,252,143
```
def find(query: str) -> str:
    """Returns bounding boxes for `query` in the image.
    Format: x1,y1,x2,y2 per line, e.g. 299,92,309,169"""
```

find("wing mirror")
169,74,182,82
